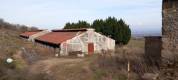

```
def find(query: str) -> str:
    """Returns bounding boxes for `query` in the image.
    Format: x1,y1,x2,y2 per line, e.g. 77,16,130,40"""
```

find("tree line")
64,17,131,45
0,18,38,32
0,17,131,45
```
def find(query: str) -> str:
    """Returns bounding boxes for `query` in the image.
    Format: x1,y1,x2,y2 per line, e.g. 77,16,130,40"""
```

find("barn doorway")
88,43,94,55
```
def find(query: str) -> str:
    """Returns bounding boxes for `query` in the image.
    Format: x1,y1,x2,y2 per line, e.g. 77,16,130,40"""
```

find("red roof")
20,31,41,38
36,31,83,45
52,28,87,32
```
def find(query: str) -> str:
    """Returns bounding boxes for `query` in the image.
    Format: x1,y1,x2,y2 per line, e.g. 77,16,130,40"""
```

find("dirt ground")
30,58,84,74
1,28,177,80
25,38,145,80
0,30,146,80
27,57,95,80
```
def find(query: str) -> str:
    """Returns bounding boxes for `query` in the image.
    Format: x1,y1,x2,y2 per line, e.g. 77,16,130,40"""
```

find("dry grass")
126,38,145,48
0,30,148,80
0,29,56,80
1,28,177,80
89,38,162,80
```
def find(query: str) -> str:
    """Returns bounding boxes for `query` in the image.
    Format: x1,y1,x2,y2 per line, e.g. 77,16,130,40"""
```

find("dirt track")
30,58,83,73
28,57,93,80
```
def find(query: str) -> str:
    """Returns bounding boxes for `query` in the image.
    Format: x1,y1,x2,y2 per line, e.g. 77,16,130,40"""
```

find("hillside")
0,20,54,80
0,28,101,80
0,27,99,80
1,19,176,80
0,25,146,80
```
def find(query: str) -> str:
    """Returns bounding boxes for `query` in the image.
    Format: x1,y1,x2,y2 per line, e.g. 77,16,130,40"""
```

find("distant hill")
0,18,38,32
132,32,162,38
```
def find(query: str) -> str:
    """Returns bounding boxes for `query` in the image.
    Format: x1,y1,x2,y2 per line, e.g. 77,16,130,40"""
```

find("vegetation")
0,22,177,80
1,18,177,80
0,19,53,80
64,17,131,44
0,18,38,32
0,22,140,80
64,20,90,29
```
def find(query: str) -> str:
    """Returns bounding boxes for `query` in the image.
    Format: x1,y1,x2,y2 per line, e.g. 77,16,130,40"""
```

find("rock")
6,58,13,63
77,54,85,58
55,54,59,57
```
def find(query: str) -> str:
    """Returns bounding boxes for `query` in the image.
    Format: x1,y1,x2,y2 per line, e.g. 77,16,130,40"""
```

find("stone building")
20,28,115,56
162,0,178,60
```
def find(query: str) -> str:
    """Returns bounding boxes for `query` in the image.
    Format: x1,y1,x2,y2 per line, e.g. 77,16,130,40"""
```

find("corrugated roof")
20,31,40,38
52,28,87,32
36,31,83,45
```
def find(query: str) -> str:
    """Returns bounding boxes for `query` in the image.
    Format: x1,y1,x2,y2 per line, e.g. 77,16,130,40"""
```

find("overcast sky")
0,0,162,34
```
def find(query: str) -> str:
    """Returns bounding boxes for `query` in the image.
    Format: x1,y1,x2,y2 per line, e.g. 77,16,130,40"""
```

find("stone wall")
162,0,178,60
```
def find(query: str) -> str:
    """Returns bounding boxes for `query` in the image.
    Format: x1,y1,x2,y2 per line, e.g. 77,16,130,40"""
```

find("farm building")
20,28,115,56
20,30,50,42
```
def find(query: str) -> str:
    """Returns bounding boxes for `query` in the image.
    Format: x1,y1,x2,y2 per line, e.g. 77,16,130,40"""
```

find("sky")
0,0,162,35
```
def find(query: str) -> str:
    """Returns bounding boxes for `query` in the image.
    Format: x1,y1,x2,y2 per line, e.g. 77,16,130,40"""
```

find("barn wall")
79,30,115,53
59,29,115,55
60,33,84,56
94,32,115,51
